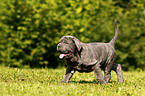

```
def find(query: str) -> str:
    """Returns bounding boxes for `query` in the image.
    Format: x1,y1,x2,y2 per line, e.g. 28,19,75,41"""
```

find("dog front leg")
92,64,107,84
60,65,76,83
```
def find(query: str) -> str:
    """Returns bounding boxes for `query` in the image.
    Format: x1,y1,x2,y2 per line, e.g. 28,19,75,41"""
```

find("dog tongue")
59,54,65,59
59,54,69,59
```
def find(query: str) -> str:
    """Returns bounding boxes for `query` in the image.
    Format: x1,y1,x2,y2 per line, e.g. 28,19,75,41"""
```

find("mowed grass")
0,66,145,96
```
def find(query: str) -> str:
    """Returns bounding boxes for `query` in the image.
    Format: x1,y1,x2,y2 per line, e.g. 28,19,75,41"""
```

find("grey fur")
109,19,119,46
57,19,124,84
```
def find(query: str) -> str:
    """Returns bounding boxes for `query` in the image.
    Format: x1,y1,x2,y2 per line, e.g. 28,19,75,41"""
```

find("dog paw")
59,80,68,83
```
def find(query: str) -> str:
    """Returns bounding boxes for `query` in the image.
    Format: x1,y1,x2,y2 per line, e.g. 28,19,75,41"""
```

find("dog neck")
66,49,81,66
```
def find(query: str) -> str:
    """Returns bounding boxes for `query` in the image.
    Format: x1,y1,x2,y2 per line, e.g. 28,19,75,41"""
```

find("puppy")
57,20,124,84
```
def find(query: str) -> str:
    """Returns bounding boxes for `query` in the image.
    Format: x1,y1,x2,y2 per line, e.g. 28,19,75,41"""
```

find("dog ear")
59,36,65,43
72,37,82,52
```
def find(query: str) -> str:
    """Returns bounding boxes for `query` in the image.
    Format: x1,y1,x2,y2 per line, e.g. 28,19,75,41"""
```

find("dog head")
57,36,81,59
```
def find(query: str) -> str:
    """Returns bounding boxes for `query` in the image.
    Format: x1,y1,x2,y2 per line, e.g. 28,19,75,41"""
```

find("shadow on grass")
69,80,118,84
69,80,97,84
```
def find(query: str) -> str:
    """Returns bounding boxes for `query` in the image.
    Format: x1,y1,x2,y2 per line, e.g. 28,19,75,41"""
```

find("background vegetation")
0,0,144,70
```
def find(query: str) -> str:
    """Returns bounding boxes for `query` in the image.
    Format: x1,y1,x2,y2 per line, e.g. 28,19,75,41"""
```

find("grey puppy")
57,20,124,84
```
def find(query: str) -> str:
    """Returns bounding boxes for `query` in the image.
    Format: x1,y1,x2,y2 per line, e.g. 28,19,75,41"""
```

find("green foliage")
0,0,144,70
0,66,145,95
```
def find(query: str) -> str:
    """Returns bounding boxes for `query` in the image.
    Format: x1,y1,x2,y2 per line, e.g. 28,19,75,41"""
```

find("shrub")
0,0,144,70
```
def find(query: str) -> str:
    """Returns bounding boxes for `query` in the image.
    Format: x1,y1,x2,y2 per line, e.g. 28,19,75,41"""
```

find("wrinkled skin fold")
57,20,124,84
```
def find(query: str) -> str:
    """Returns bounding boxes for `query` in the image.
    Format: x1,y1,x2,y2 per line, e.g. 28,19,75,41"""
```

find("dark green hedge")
0,0,144,70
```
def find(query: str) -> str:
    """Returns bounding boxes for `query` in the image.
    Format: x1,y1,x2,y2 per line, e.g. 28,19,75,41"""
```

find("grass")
0,66,145,96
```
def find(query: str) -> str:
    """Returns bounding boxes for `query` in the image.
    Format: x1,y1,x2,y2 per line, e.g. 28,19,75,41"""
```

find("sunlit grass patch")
0,66,145,96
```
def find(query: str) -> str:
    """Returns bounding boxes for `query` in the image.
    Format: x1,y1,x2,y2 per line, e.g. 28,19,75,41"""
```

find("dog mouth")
58,50,72,59
59,53,70,59
59,54,69,59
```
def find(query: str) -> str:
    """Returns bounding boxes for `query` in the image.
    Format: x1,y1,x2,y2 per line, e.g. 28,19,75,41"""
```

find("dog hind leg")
112,63,124,83
104,63,113,83
92,64,107,84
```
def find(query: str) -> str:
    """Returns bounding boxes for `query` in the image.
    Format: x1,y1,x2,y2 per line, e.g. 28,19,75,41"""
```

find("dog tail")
109,19,119,46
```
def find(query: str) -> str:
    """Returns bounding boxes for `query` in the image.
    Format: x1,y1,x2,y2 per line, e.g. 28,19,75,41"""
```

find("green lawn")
0,66,145,96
